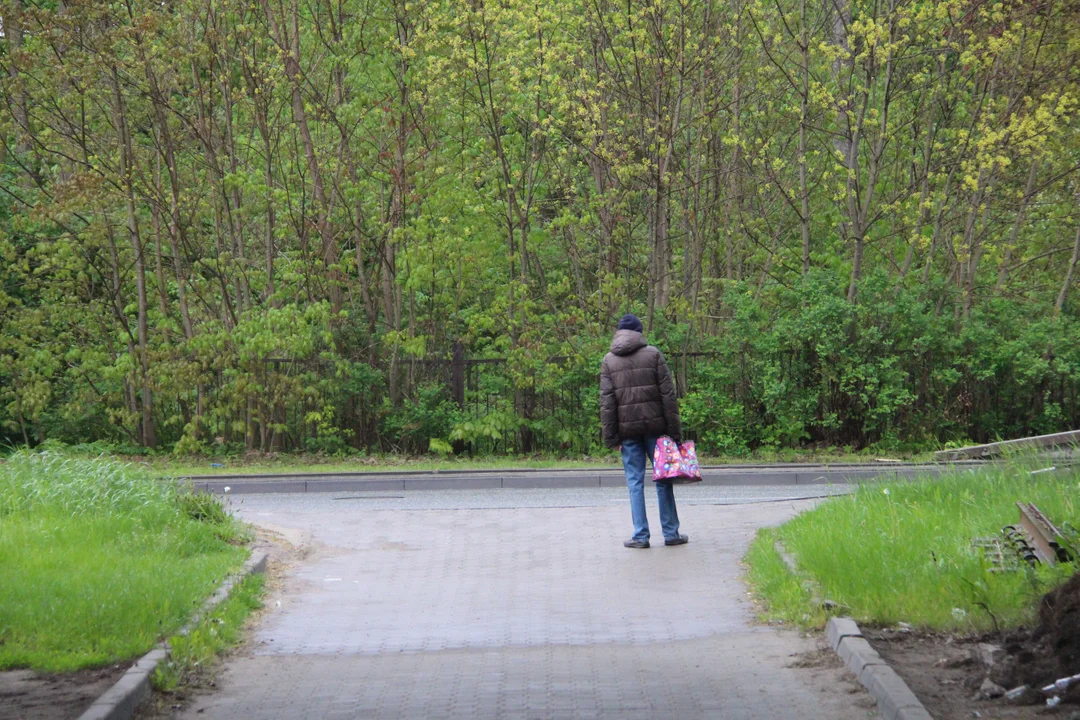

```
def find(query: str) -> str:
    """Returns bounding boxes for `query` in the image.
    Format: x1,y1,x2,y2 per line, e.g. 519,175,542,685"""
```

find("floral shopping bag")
652,436,703,484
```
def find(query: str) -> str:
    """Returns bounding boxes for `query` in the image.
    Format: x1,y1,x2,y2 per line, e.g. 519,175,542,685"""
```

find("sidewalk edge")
826,616,934,720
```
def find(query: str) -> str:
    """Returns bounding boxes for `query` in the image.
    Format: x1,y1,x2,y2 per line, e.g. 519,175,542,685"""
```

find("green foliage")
176,491,233,527
681,390,751,457
1,0,1079,455
450,409,519,449
428,437,454,456
380,384,461,453
680,271,1080,452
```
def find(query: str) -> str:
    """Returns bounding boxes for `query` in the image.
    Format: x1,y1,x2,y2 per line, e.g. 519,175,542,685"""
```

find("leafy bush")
675,271,1080,454
176,490,232,526
380,383,461,453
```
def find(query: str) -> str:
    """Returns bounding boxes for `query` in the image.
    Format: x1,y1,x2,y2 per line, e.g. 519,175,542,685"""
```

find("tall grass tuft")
0,452,182,519
747,460,1079,631
0,452,248,672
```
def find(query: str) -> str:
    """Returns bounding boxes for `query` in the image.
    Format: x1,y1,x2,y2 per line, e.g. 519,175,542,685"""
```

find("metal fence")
244,344,715,454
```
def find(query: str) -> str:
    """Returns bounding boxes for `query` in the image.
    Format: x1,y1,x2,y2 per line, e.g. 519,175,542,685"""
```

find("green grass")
0,453,249,673
119,447,933,478
152,454,624,477
745,461,1079,632
745,527,830,628
153,572,265,691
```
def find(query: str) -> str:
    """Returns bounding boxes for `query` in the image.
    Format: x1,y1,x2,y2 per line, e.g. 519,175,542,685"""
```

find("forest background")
1,0,1079,458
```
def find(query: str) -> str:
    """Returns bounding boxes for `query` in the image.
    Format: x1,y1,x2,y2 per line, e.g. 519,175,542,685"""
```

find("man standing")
599,314,689,549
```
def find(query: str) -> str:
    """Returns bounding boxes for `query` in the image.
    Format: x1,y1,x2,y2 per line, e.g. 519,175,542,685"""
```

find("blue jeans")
620,436,680,542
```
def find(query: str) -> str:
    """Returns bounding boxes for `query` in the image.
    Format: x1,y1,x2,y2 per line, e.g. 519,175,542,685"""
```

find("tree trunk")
921,169,955,285
111,67,156,448
799,0,811,274
260,104,278,307
1056,219,1080,315
140,59,195,340
149,169,171,324
263,0,343,313
961,170,991,320
219,63,250,314
189,56,238,330
996,160,1039,294
5,0,33,157
899,62,943,283
724,6,743,284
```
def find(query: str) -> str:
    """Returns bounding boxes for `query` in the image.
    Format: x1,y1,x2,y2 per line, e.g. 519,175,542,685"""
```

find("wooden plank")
934,429,1080,460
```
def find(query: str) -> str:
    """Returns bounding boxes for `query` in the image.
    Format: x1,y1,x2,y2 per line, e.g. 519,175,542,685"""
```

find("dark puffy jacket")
599,329,682,448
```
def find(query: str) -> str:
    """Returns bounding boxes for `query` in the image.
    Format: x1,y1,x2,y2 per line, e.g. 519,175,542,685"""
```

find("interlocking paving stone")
180,490,878,719
186,637,872,720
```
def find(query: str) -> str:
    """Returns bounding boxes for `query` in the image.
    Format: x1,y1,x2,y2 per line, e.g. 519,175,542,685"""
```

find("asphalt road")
222,482,855,512
189,462,967,494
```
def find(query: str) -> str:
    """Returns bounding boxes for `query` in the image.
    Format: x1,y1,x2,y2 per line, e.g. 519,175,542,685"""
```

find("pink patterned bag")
652,436,703,484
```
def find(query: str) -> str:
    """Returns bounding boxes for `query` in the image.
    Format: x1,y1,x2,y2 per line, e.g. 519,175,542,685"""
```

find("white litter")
1042,672,1080,695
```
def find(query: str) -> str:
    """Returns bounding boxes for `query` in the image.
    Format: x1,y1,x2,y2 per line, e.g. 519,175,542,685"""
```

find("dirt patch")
865,627,1076,720
968,573,1080,699
861,572,1080,719
789,645,845,669
1039,571,1080,680
0,663,130,720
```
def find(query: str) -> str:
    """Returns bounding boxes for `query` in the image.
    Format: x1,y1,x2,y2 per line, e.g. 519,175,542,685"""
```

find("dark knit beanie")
617,313,644,333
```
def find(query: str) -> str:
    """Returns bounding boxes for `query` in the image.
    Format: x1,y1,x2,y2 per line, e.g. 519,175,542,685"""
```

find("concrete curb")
77,550,269,720
934,429,1080,460
184,463,978,495
826,617,934,720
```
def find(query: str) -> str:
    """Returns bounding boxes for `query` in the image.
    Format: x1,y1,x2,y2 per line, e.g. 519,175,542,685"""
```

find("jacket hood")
610,329,647,356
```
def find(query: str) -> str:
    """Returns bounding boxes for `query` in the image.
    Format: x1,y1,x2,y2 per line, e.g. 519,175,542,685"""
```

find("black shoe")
664,534,689,546
623,539,650,549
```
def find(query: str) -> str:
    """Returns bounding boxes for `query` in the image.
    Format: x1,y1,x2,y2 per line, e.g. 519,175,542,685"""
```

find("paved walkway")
180,489,878,719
